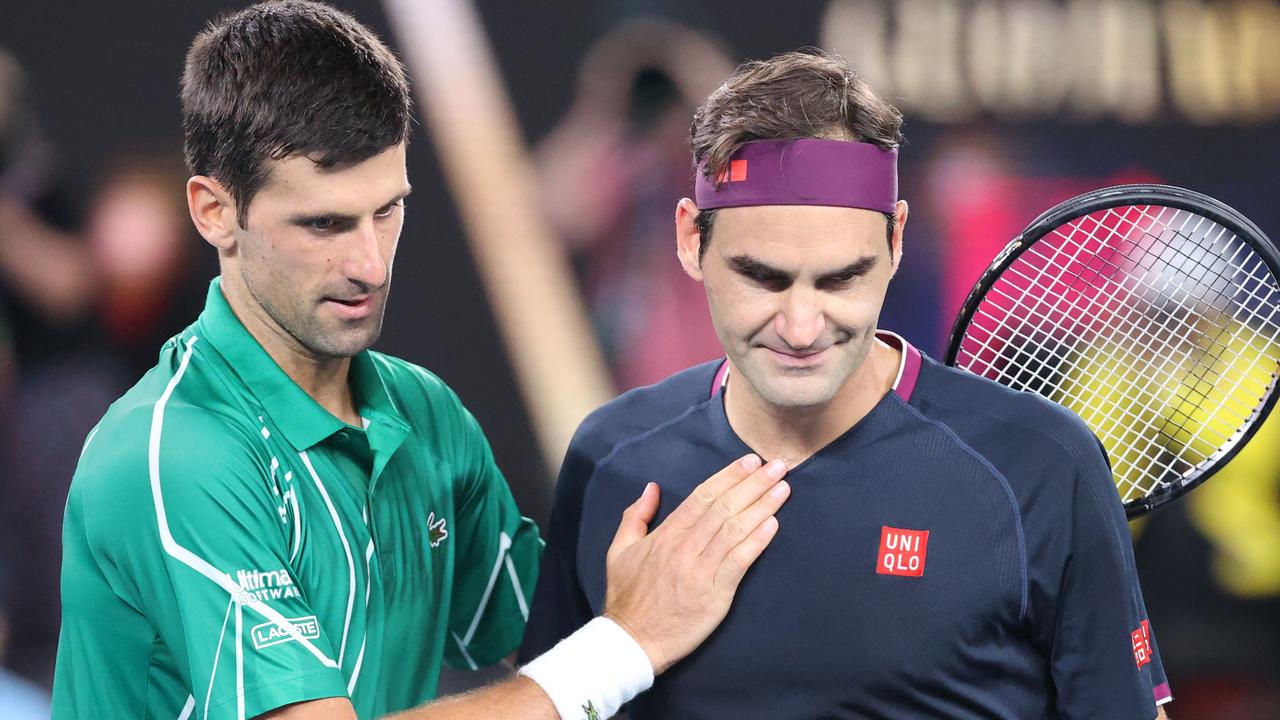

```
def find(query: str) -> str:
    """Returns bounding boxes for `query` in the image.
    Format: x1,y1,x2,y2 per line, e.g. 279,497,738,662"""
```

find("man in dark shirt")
522,50,1172,719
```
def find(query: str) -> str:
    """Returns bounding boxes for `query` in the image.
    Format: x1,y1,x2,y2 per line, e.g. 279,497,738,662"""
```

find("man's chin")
754,375,842,409
302,323,382,359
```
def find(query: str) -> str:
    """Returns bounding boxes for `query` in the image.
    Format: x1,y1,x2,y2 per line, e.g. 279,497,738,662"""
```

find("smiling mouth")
767,346,831,368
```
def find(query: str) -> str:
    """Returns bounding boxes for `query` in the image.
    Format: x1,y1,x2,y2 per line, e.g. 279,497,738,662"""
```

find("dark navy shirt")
521,333,1171,719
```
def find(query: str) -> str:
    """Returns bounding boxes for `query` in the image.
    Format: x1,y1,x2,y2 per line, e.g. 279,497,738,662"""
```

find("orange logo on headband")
716,159,749,184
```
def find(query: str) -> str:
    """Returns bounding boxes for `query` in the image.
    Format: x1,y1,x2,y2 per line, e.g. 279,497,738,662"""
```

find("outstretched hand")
601,454,790,674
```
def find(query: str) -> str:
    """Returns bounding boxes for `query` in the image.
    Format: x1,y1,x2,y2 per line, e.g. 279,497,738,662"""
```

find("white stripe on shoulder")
148,336,337,669
80,424,101,460
177,695,195,720
300,451,356,667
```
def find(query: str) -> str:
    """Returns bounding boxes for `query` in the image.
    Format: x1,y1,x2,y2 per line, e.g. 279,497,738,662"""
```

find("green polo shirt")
52,279,541,719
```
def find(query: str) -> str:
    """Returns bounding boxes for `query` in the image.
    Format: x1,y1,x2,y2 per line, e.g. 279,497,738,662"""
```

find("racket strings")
956,204,1280,502
1046,211,1277,496
970,209,1226,487
1012,208,1277,496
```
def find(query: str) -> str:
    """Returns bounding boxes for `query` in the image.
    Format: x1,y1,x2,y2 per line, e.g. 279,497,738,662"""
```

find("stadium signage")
822,0,1280,124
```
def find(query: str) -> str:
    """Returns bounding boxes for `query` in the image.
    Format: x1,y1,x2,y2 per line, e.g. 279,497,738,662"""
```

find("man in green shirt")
52,2,791,719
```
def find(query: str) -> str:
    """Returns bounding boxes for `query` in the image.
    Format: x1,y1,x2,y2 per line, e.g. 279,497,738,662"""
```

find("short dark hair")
689,49,903,258
181,0,412,227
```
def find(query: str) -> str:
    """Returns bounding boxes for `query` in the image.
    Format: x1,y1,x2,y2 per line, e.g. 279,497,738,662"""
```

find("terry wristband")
518,616,655,720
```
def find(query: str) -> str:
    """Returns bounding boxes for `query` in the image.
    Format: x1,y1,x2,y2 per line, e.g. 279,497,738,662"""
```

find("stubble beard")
245,273,388,360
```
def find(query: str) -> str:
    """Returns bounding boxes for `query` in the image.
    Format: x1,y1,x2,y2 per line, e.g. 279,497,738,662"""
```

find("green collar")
196,278,409,452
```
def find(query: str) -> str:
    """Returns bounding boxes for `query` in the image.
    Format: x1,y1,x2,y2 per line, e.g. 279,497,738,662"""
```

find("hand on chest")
578,451,1028,682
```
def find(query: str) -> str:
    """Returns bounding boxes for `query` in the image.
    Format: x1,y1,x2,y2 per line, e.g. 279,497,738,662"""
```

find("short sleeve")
1048,439,1164,718
91,411,348,719
517,429,597,664
443,399,542,669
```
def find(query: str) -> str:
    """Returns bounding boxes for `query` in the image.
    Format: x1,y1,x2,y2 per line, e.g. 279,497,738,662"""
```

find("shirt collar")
196,277,407,451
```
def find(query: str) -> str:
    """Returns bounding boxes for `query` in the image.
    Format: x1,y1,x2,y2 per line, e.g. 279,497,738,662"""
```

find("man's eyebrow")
385,185,413,207
819,256,878,280
728,255,792,281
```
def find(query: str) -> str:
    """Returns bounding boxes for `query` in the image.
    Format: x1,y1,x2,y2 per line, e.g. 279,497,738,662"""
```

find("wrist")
600,610,666,675
518,616,655,720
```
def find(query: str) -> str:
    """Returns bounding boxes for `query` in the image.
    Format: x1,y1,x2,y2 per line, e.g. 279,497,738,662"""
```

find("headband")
693,138,898,213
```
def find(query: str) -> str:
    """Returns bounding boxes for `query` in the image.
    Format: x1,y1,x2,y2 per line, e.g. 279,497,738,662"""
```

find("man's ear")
889,199,908,277
187,175,240,251
675,197,705,281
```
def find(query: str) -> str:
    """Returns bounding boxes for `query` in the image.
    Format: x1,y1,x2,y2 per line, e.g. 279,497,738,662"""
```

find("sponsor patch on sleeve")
252,615,321,650
1131,619,1152,668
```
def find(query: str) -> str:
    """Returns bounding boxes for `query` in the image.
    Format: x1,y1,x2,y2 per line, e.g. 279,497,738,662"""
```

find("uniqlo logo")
1132,620,1152,668
716,159,749,183
876,526,929,577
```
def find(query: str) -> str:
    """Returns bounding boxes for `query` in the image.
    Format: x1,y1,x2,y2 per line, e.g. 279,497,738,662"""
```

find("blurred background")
2,0,1278,717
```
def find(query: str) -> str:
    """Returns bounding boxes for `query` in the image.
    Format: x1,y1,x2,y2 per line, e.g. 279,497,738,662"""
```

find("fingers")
700,473,790,564
663,454,763,530
606,482,660,563
713,515,781,594
686,458,788,552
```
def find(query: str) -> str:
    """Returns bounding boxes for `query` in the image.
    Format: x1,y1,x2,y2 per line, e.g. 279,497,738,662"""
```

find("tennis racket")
945,184,1280,517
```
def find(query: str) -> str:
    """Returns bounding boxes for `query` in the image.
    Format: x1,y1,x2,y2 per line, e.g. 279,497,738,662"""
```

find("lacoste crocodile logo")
427,511,449,548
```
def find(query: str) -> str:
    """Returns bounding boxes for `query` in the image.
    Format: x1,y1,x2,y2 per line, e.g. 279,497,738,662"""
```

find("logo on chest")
876,525,930,577
426,511,449,549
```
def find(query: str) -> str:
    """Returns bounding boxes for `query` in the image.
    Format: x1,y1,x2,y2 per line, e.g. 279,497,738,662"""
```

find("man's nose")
341,220,388,289
774,286,826,350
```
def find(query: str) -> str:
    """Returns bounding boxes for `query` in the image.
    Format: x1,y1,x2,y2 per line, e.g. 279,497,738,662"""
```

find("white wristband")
518,616,655,720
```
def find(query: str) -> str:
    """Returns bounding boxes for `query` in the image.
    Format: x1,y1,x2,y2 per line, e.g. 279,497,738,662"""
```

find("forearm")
385,675,556,720
1156,705,1169,720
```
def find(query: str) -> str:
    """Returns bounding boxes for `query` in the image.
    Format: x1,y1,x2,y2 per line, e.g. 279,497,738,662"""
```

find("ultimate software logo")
234,568,302,604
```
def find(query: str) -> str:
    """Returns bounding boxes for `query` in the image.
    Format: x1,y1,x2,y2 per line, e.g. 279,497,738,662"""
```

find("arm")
260,677,556,720
261,454,790,719
1047,438,1172,719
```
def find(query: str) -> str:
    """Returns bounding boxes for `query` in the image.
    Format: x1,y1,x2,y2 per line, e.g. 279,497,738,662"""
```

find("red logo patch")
1132,619,1152,668
876,526,929,577
716,159,749,184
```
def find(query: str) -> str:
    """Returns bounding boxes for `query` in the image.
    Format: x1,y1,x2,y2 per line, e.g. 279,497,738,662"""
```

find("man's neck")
723,338,901,468
221,283,362,427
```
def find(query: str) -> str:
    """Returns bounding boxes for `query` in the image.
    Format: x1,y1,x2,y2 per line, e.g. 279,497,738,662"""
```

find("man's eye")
308,217,337,231
750,274,788,290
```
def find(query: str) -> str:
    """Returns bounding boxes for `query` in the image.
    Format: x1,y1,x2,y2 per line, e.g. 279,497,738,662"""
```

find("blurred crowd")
0,45,213,714
3,3,1280,717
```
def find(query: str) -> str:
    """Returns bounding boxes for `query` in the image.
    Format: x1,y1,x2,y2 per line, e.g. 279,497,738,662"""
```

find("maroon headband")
694,138,898,213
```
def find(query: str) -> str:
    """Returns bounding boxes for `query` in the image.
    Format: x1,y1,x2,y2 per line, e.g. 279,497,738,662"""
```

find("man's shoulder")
570,360,723,466
909,355,1102,471
73,352,266,507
